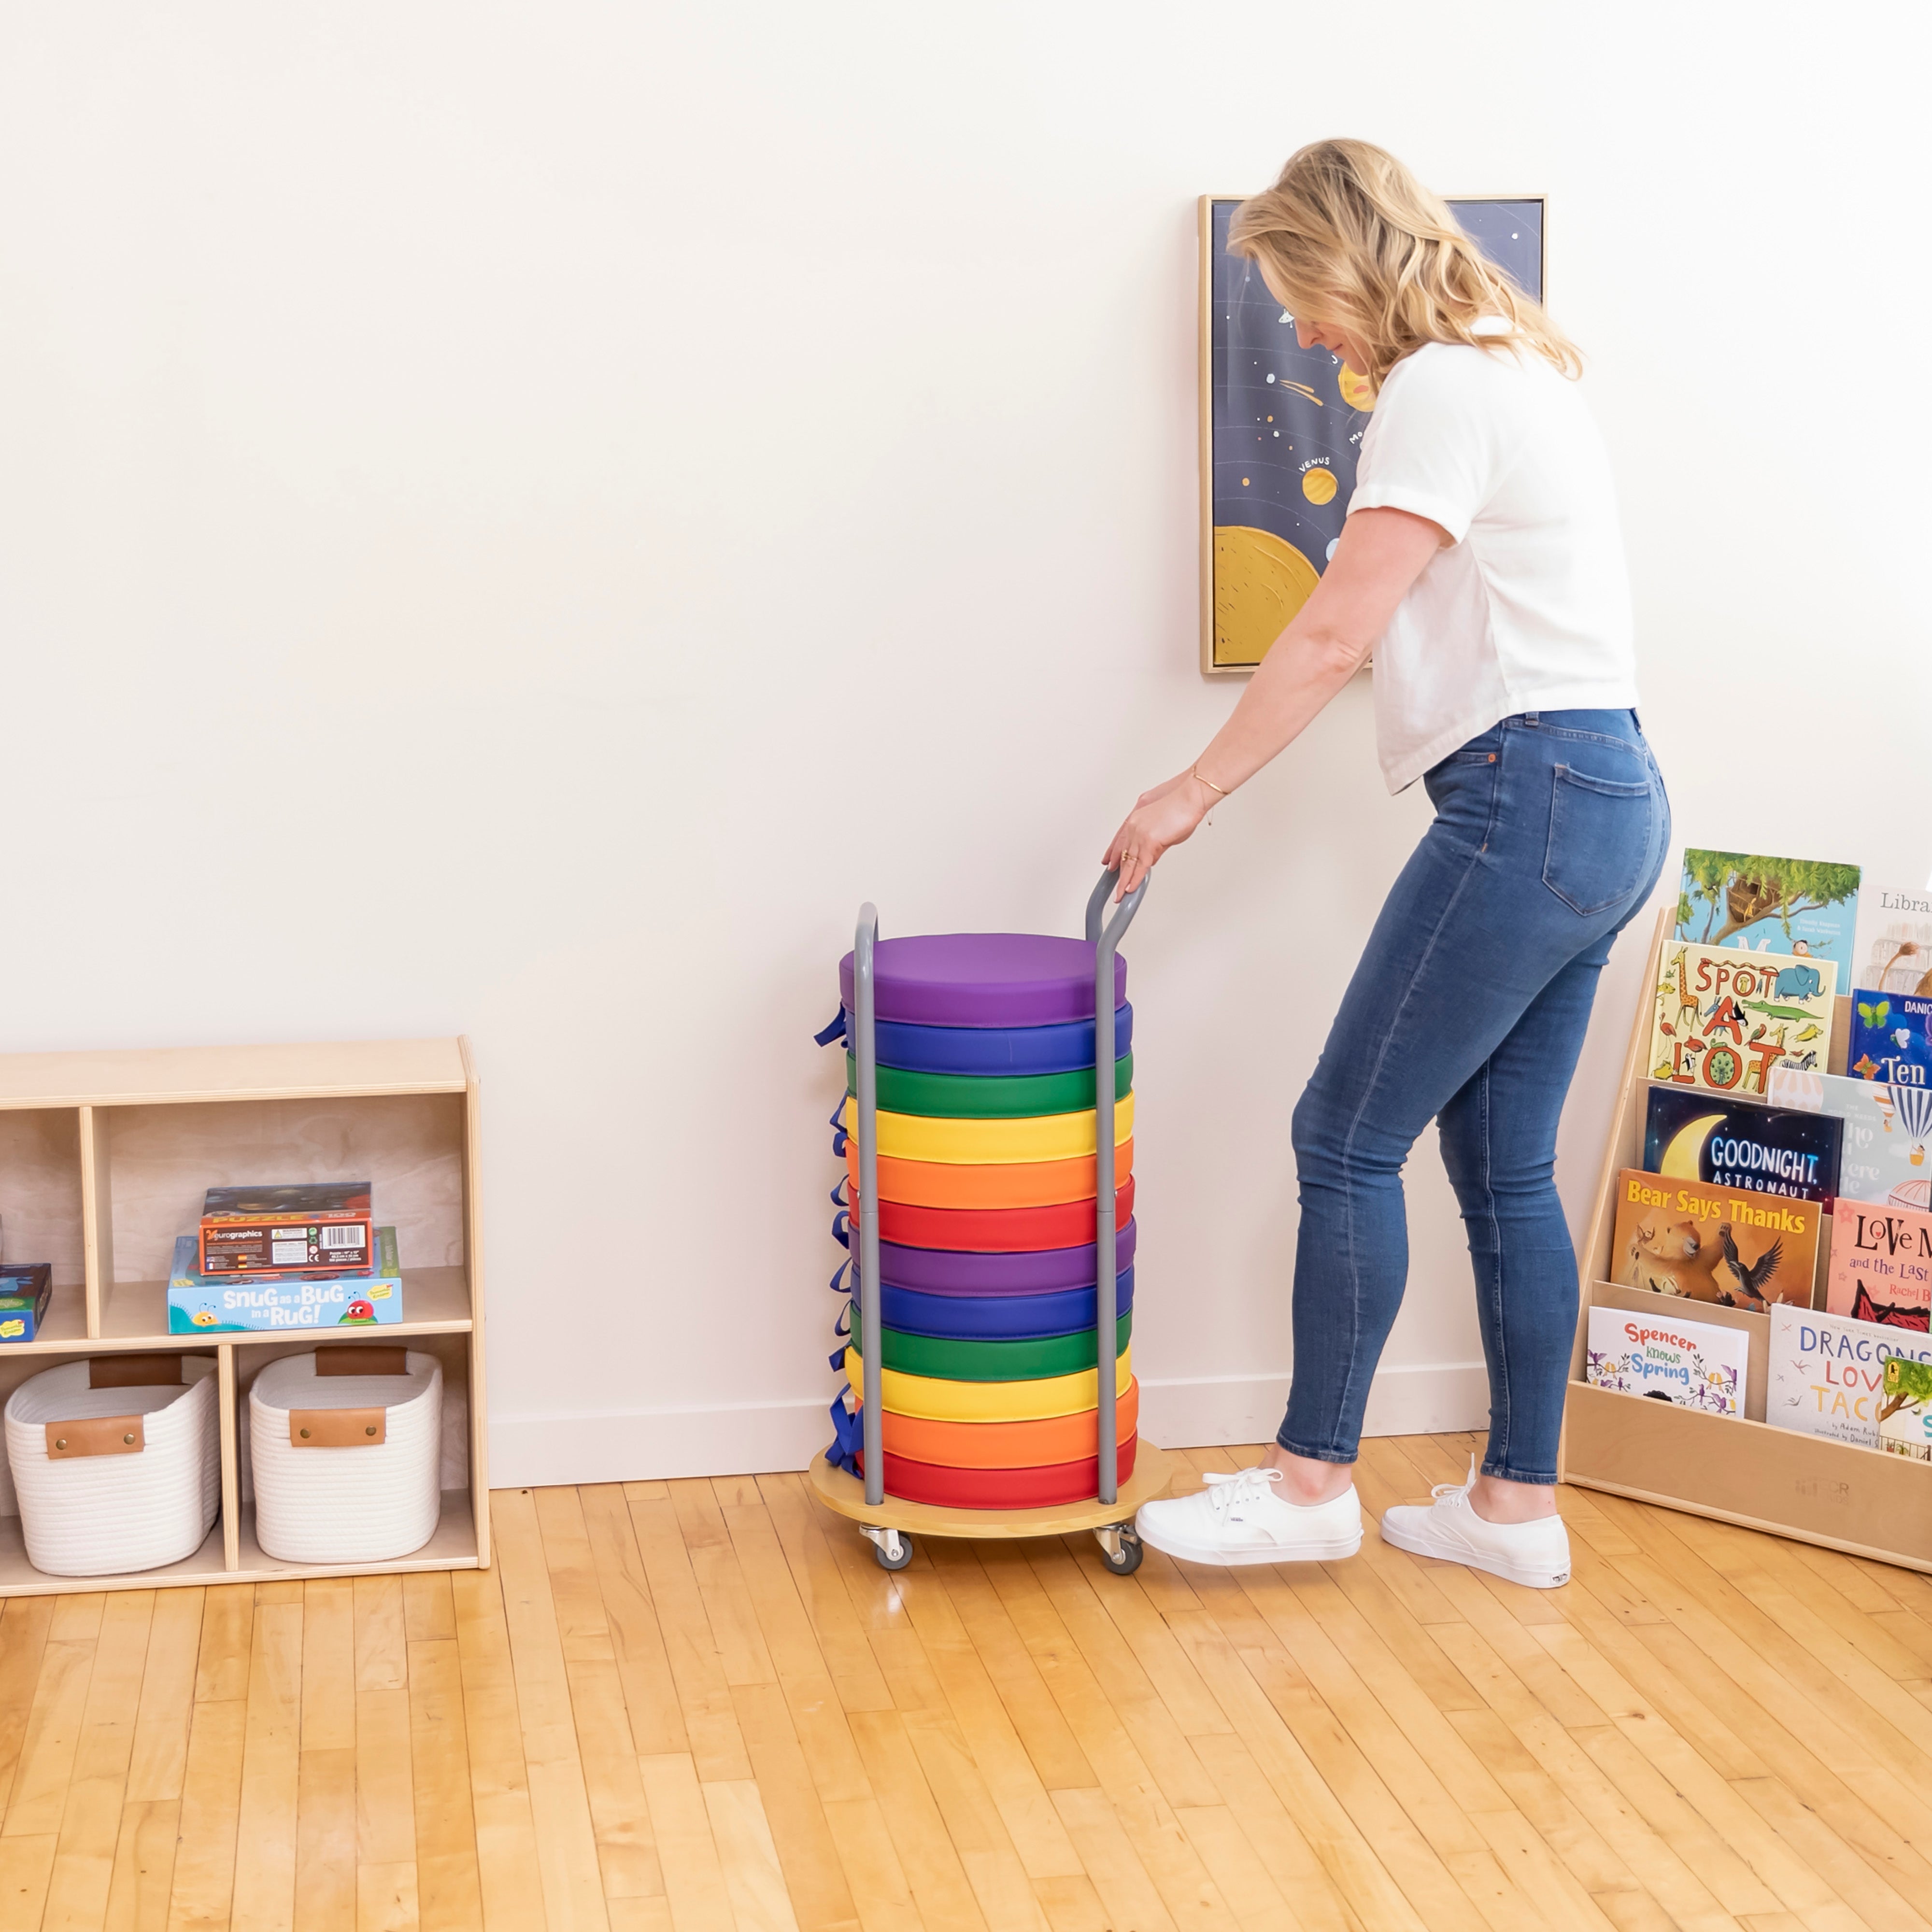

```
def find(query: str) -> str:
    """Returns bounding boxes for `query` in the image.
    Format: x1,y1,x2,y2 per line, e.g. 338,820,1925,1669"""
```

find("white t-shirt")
1348,324,1639,793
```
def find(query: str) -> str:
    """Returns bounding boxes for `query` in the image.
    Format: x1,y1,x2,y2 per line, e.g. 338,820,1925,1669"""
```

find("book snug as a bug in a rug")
1611,1169,1822,1310
1586,1305,1746,1417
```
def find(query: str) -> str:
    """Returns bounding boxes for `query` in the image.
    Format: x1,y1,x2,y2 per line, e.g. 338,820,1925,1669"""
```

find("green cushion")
857,1306,1133,1381
848,1052,1132,1120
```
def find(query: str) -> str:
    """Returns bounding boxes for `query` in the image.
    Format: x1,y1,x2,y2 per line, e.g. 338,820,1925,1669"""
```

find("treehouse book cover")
1766,1067,1932,1215
1767,1305,1932,1448
1822,1200,1932,1330
1611,1168,1822,1310
1650,942,1837,1096
1674,850,1860,975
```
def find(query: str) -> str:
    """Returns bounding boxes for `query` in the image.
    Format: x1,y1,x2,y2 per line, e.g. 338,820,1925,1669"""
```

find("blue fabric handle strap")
815,1009,848,1048
824,1389,863,1473
831,1210,851,1250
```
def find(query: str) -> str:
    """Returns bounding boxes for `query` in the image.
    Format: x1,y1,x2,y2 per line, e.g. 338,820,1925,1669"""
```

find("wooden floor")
0,1436,1928,1931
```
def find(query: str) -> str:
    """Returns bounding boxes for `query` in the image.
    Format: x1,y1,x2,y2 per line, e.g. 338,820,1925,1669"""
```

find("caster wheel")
871,1530,913,1571
1096,1528,1142,1575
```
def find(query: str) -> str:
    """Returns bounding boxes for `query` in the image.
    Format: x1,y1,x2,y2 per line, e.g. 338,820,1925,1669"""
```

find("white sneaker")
1378,1459,1571,1589
1134,1466,1363,1565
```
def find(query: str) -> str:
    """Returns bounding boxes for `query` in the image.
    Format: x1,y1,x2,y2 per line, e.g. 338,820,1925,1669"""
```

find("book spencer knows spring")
1585,1304,1747,1416
1650,942,1837,1096
1611,1168,1822,1310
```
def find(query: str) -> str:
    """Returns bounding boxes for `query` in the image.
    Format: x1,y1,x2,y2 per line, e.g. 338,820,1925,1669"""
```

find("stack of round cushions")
836,933,1136,1509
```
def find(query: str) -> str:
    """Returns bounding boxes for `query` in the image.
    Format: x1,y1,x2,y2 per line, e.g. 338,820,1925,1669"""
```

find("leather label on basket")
314,1346,408,1378
46,1416,146,1458
289,1407,387,1448
89,1355,183,1389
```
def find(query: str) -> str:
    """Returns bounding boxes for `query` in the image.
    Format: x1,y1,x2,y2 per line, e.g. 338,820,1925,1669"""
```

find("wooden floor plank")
230,1598,303,1932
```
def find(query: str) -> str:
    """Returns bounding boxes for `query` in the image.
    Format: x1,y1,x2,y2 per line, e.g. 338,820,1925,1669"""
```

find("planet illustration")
1658,1113,1725,1179
1301,468,1337,505
1212,526,1321,667
1337,364,1375,410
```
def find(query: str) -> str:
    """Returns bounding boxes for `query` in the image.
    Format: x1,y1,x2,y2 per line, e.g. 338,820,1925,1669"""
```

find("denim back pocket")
1542,762,1654,917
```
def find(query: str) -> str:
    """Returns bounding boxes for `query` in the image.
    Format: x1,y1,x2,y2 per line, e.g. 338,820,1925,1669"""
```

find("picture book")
1650,943,1836,1096
1822,1202,1932,1330
1586,1304,1746,1416
1879,1356,1932,1461
1643,1087,1842,1207
1848,990,1932,1090
1674,849,1861,976
169,1227,401,1333
1767,1305,1932,1448
1766,1068,1932,1215
1851,881,1932,996
1610,1168,1822,1310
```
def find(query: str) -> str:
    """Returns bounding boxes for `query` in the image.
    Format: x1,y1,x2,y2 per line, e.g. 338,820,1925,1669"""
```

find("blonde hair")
1228,139,1579,387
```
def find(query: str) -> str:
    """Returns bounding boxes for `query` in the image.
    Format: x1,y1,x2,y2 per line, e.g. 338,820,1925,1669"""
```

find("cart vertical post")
1086,869,1146,1508
854,905,885,1509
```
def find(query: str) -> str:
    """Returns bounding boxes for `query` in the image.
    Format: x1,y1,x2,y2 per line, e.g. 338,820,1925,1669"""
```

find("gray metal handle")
852,905,885,1508
1086,868,1147,1505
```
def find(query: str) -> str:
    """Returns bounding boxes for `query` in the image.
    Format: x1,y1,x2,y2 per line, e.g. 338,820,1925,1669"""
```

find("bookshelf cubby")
0,1037,488,1595
1561,911,1932,1573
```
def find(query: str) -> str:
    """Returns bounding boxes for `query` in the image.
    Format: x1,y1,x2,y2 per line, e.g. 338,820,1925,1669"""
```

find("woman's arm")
1104,505,1446,894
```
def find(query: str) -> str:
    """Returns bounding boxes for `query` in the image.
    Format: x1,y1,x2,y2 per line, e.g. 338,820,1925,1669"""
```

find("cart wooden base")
809,1443,1176,1574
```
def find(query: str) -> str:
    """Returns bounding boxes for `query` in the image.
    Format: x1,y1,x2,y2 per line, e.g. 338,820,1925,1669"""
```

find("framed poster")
1198,194,1546,674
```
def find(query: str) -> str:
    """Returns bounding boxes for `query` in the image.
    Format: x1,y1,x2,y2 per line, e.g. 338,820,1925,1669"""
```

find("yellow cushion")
841,1092,1133,1165
843,1342,1132,1421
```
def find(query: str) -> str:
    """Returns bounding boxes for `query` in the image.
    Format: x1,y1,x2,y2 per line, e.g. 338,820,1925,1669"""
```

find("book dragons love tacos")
1650,943,1836,1096
1611,1168,1821,1310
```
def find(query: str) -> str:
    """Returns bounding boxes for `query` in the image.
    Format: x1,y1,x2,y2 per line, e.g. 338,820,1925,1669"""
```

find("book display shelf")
1562,910,1932,1573
0,1038,487,1596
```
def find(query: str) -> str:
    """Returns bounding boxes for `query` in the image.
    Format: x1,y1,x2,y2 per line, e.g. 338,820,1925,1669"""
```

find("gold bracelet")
1191,765,1230,798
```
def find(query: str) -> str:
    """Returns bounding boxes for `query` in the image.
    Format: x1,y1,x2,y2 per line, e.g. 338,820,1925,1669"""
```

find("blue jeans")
1278,710,1670,1485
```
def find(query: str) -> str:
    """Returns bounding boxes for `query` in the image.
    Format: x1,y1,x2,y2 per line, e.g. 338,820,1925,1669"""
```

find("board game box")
198,1182,375,1277
170,1227,401,1333
0,1264,53,1344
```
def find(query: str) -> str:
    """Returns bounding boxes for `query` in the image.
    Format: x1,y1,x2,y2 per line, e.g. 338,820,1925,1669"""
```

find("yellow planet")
1301,468,1337,505
1658,1114,1725,1180
1213,526,1321,668
1337,363,1376,410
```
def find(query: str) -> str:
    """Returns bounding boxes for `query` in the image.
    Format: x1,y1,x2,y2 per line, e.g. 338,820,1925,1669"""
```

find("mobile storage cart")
810,870,1173,1572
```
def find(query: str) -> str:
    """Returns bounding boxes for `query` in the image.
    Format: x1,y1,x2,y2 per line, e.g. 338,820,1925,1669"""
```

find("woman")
1127,141,1669,1589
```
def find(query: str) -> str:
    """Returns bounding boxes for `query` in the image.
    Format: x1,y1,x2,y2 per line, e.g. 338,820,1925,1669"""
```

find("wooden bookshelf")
0,1037,489,1593
1560,912,1932,1573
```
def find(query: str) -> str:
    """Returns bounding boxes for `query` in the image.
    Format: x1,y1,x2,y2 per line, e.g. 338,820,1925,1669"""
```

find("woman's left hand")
1104,772,1209,896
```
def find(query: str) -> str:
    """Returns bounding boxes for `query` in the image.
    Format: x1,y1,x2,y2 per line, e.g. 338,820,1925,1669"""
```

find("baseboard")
1136,1360,1492,1449
488,1360,1492,1488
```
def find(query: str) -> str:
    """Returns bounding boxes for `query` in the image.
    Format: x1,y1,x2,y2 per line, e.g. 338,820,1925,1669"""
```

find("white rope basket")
249,1349,442,1563
6,1358,220,1576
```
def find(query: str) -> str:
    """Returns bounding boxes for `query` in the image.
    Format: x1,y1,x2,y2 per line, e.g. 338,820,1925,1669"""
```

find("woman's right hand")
1104,772,1209,897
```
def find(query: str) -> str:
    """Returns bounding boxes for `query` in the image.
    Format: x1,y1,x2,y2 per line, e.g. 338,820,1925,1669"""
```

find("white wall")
2,3,1927,1483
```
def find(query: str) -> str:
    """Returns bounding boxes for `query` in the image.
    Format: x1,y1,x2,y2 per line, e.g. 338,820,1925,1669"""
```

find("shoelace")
1429,1460,1479,1509
1202,1467,1285,1516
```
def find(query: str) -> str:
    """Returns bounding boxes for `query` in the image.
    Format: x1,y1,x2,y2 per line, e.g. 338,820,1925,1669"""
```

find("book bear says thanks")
1612,1169,1822,1310
1651,943,1837,1096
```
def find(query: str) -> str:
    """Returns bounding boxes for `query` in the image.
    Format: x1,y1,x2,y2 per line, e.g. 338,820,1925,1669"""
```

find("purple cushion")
839,933,1127,1029
875,1221,1136,1295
